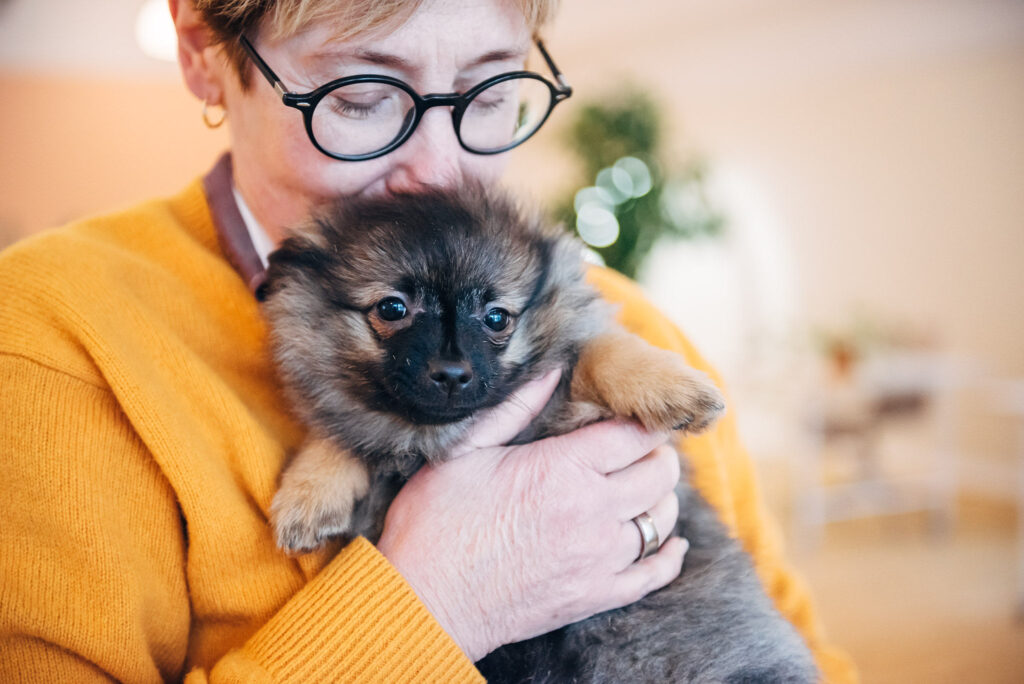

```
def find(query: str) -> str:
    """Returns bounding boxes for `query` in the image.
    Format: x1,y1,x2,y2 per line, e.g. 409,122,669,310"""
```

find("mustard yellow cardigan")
0,179,856,682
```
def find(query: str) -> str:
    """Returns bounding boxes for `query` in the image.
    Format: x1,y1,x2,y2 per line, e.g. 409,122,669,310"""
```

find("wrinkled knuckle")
558,434,597,472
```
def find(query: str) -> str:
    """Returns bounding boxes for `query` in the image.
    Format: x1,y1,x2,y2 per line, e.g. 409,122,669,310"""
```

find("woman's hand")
376,370,687,661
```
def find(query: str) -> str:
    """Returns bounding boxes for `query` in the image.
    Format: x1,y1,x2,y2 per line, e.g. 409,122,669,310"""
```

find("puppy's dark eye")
376,297,408,321
483,308,510,331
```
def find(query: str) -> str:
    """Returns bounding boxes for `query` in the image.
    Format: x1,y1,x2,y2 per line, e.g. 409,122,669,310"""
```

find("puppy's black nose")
428,359,473,392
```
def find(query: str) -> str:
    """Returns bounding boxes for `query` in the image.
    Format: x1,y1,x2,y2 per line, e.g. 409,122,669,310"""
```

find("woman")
0,0,855,681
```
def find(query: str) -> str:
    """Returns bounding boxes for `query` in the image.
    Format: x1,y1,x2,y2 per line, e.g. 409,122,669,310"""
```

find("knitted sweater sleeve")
0,353,483,683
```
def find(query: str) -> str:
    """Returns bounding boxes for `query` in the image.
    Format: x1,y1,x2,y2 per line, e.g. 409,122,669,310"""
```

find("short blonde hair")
196,0,559,87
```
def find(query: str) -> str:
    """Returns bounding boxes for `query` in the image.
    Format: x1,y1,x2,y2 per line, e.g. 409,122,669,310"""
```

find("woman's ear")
169,0,227,105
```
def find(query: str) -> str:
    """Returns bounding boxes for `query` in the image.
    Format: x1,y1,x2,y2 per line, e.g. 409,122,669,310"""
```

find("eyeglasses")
239,35,573,162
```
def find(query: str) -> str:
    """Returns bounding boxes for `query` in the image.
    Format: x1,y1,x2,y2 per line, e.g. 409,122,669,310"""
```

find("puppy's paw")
629,354,726,434
270,437,370,554
271,487,357,554
572,329,726,435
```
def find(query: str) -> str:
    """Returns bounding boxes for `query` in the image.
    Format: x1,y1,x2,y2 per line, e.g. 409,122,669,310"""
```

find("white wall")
508,0,1024,378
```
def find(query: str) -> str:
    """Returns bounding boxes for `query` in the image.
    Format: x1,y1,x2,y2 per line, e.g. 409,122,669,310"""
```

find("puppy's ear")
261,229,335,301
269,226,332,269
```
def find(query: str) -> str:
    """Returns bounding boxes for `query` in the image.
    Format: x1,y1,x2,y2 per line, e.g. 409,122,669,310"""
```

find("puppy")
259,184,818,683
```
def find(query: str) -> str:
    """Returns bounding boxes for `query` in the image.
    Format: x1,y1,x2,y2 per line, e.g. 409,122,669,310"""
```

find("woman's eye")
376,297,408,321
332,99,377,118
467,81,517,114
483,308,510,331
329,96,383,119
326,86,399,120
471,95,509,112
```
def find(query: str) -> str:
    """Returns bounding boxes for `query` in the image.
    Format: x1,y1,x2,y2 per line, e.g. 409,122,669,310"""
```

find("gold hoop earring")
202,101,227,129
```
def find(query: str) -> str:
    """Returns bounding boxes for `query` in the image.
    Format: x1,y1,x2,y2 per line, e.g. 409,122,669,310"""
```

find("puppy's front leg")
571,328,726,433
270,433,370,554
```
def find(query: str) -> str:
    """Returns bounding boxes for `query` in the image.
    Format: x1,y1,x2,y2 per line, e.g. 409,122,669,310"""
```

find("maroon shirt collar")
202,153,268,296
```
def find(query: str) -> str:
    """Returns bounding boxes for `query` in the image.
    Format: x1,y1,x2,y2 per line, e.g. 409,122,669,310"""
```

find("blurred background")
1,0,1022,680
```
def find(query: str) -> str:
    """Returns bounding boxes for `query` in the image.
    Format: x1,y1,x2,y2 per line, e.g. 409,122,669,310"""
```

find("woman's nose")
385,107,464,194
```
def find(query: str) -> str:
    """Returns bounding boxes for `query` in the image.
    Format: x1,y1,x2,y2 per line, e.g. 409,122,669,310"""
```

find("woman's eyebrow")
465,47,529,69
303,49,416,77
352,46,527,70
307,45,528,77
351,49,418,71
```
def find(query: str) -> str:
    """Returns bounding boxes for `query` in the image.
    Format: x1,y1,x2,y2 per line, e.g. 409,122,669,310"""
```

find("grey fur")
260,183,818,683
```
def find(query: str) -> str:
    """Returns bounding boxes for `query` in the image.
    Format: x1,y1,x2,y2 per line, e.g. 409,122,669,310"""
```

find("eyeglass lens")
309,76,554,157
460,77,553,152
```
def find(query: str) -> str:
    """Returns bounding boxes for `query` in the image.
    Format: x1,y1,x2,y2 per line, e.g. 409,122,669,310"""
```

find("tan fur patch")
270,434,370,554
571,327,726,433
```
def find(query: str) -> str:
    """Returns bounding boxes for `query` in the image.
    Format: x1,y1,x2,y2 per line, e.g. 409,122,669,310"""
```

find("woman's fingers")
606,536,689,610
381,416,688,657
453,368,562,455
544,419,670,475
607,443,681,520
614,487,680,572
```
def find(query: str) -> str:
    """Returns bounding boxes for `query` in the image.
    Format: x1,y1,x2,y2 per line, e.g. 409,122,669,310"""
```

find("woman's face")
219,0,532,239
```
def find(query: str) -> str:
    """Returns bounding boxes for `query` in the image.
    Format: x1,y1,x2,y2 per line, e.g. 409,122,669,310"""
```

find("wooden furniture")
793,351,966,547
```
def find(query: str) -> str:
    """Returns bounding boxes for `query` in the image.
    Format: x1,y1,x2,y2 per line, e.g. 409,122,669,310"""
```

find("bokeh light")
576,204,620,247
135,0,177,63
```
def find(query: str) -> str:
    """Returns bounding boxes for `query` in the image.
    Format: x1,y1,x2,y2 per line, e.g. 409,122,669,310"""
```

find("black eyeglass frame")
238,34,573,162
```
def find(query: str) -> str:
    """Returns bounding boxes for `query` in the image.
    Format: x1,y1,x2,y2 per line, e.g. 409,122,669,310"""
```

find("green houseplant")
554,90,723,279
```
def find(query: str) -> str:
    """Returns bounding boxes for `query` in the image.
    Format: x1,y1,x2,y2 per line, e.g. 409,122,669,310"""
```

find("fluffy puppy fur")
258,184,818,683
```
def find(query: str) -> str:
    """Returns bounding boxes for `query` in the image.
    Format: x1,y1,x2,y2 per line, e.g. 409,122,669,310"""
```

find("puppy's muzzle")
427,358,474,394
